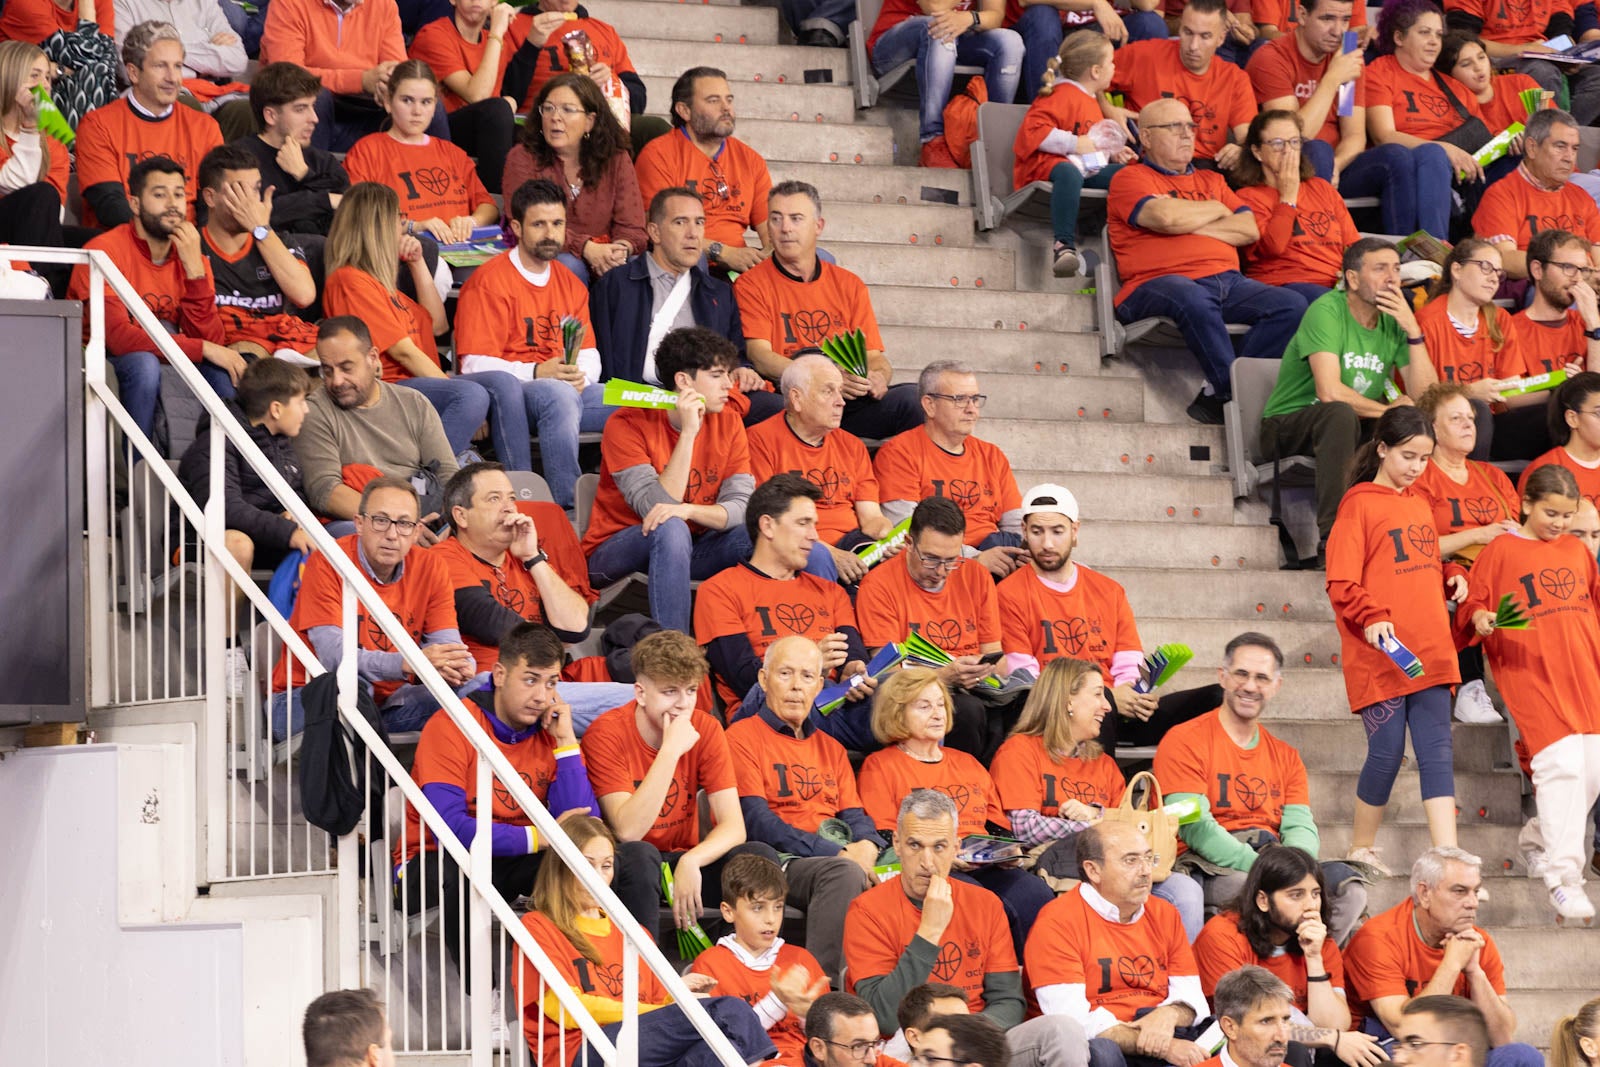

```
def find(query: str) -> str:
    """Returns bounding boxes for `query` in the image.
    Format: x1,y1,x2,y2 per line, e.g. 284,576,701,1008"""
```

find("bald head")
781,352,846,438
760,636,826,729
1139,98,1196,172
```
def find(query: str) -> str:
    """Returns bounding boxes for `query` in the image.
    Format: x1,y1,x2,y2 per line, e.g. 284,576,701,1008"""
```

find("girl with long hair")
1437,31,1540,137
1326,405,1465,875
1414,239,1521,458
1517,370,1600,514
1552,997,1600,1067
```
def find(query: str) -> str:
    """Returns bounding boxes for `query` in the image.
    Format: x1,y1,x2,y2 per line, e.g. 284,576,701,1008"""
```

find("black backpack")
298,672,388,837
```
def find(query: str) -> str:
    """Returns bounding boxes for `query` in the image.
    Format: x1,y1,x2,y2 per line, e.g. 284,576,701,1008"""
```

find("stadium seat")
1094,224,1250,360
971,102,1108,232
1581,126,1600,173
849,0,983,109
507,470,555,504
1225,357,1314,562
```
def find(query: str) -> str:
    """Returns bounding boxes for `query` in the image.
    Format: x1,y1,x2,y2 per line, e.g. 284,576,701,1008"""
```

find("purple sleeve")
420,782,535,855
544,749,599,820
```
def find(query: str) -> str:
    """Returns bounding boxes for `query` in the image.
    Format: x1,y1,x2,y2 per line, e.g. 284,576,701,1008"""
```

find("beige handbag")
1099,771,1179,882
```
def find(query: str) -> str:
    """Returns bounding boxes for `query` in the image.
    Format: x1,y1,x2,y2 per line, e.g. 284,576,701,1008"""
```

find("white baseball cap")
1021,483,1080,522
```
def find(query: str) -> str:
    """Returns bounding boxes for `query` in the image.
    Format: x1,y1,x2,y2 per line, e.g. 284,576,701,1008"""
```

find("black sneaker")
1186,390,1226,425
798,27,842,46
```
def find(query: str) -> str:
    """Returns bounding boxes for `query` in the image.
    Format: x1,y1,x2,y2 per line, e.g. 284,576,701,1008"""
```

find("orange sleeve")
990,736,1043,812
1343,917,1413,1006
416,549,460,635
727,720,767,798
871,431,921,504
855,751,902,830
734,266,780,349
602,414,661,490
692,712,738,795
853,564,905,649
577,709,636,798
738,140,772,232
1023,893,1089,990
289,547,345,632
409,19,469,79
72,105,122,195
1194,918,1255,998
632,138,674,224
1152,719,1210,797
691,569,755,644
454,259,521,359
842,888,907,997
1324,500,1389,630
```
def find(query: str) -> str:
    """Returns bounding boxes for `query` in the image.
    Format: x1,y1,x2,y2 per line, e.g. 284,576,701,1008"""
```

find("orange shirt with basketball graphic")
267,535,458,703
455,251,593,364
997,564,1140,674
511,16,636,111
1509,308,1588,376
873,429,1021,547
73,98,223,228
635,128,771,246
855,554,1001,660
1364,56,1485,142
1014,80,1108,188
748,416,879,544
1413,459,1518,562
843,876,1018,1024
727,713,865,832
580,405,752,552
991,732,1127,816
1245,34,1368,147
0,128,69,200
1414,296,1522,387
323,265,440,381
1152,709,1310,845
1443,0,1561,44
692,940,824,1063
1108,164,1252,303
343,133,494,225
1237,178,1358,287
1472,166,1600,252
69,222,226,363
1108,41,1256,160
431,535,550,673
1459,529,1600,757
580,701,737,852
408,13,534,111
1025,886,1197,1021
1518,446,1600,511
1193,911,1344,1014
1480,72,1542,134
1343,897,1506,1030
735,258,885,361
856,745,1009,836
1325,482,1463,711
693,563,859,706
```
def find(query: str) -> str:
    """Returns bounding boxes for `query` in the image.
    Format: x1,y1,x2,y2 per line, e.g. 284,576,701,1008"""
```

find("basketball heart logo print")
1118,955,1156,989
1443,362,1486,384
1293,211,1335,239
931,940,965,983
143,292,179,322
787,764,825,800
1539,567,1578,601
657,776,682,819
412,167,454,198
921,618,964,649
1465,497,1500,525
804,466,846,503
1051,618,1090,655
1232,774,1269,812
775,603,817,634
493,770,536,813
1407,524,1437,559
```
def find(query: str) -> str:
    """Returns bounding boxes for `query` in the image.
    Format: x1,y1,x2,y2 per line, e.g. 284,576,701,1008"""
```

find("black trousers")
448,97,516,194
1101,683,1223,750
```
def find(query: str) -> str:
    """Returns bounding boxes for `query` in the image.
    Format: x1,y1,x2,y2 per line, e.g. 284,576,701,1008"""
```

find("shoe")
224,644,251,700
919,136,958,169
1519,820,1550,881
797,27,842,46
1550,882,1596,925
1186,390,1227,425
1453,679,1502,724
1347,846,1394,878
1052,243,1082,278
486,994,511,1050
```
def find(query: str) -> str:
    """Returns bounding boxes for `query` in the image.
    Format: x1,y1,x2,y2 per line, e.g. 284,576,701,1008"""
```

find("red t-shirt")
726,714,865,833
1412,459,1519,561
635,128,771,247
1109,40,1256,160
1237,179,1358,287
1517,445,1600,511
1364,56,1485,142
1152,709,1310,843
1014,80,1108,188
735,258,884,361
867,0,971,50
322,265,439,381
990,732,1127,815
455,251,593,365
74,98,223,229
856,745,1009,836
1025,887,1197,1021
343,133,493,224
748,417,878,545
1480,72,1542,134
579,702,737,852
691,940,824,1062
431,536,551,673
1444,0,1561,43
1108,164,1251,303
855,553,1001,659
873,428,1021,547
1246,34,1368,148
997,564,1140,673
1472,166,1600,252
1414,296,1521,386
1343,898,1506,1030
407,13,534,111
1509,308,1588,376
1193,911,1345,1014
68,222,225,363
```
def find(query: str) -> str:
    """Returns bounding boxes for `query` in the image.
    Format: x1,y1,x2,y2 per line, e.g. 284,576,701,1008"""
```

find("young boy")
887,983,970,1062
689,854,830,1065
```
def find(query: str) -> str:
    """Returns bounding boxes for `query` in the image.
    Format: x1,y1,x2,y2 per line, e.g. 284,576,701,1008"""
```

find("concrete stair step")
1104,567,1335,622
1491,927,1600,985
1243,668,1348,719
770,161,972,207
816,200,974,247
1309,771,1525,828
1509,989,1598,1047
884,375,1143,421
586,0,779,43
628,38,849,84
727,117,895,165
980,421,1222,477
1078,522,1282,570
1318,822,1522,864
831,241,1013,289
1012,470,1236,525
870,286,1094,332
1133,618,1341,672
640,75,857,123
1362,871,1596,930
881,327,1102,374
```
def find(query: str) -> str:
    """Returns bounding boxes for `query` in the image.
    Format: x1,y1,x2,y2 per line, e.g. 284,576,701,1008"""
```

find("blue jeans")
1050,160,1122,246
524,380,614,509
587,521,752,634
1338,141,1450,238
111,351,238,442
219,0,266,56
1015,7,1167,103
1284,282,1332,305
394,376,492,458
1116,271,1307,398
1150,871,1204,942
781,0,855,38
578,997,776,1067
270,678,479,741
1357,685,1454,806
871,17,1024,141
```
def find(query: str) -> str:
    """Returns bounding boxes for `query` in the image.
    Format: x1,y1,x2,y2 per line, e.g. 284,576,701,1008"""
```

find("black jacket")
179,400,307,553
230,135,351,235
589,254,746,383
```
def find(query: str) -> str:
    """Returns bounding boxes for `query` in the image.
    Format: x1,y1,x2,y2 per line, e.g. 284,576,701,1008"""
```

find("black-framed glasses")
926,392,987,408
910,542,965,572
822,1038,885,1061
1463,258,1507,281
1144,121,1198,134
1261,136,1304,151
361,513,420,534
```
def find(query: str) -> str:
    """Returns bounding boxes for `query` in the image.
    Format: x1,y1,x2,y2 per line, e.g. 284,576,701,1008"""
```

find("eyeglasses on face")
1260,137,1303,151
823,1038,885,1061
925,392,988,408
538,103,587,118
1144,121,1198,135
910,543,965,572
1462,258,1506,281
361,513,420,534
1540,260,1597,281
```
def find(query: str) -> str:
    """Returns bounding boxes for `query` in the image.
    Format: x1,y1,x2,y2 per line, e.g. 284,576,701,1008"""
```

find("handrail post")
471,753,493,1067
201,401,229,885
619,937,639,1063
84,261,111,710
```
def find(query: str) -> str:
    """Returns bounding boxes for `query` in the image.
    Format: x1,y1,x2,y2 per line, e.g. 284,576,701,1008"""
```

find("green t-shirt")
1261,290,1410,419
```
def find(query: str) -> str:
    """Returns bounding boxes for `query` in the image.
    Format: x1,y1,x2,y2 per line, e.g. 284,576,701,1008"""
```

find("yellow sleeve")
541,988,668,1028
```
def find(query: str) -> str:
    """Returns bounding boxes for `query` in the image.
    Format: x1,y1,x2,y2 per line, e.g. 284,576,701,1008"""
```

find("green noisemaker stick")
31,85,74,146
659,862,712,961
819,328,869,378
1494,593,1532,631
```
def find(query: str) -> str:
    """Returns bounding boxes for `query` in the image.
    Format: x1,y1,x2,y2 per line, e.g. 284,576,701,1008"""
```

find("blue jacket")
588,253,746,383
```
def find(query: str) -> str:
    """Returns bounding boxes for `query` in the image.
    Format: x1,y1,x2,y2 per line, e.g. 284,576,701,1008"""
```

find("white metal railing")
42,246,745,1065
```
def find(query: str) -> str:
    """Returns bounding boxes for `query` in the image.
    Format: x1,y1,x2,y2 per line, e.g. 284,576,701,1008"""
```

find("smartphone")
978,651,1005,665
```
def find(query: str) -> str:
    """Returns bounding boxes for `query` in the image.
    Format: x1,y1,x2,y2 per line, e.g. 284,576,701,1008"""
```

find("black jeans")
448,97,516,194
610,840,781,946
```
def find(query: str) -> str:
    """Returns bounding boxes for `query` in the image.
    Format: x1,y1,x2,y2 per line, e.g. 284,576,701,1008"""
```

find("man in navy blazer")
589,185,784,425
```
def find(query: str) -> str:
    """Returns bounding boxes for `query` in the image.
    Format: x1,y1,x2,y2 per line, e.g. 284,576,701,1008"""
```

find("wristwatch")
1585,326,1600,341
251,224,271,242
969,9,981,30
707,241,724,264
523,550,549,570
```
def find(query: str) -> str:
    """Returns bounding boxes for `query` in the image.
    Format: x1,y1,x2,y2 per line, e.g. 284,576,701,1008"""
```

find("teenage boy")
233,62,351,235
688,854,831,1064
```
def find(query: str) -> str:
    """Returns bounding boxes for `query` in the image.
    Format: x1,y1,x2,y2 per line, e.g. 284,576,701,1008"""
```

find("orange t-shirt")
726,713,865,833
1193,911,1345,1014
511,15,636,111
1024,887,1197,1021
1364,56,1485,142
855,553,1001,659
1443,0,1560,44
691,940,823,1063
1472,166,1600,252
1109,40,1256,160
580,405,752,553
1413,459,1519,560
873,429,1021,547
1414,296,1521,385
1235,0,1366,32
0,0,114,45
990,732,1127,815
1509,308,1588,376
1152,709,1310,841
1480,72,1542,134
0,128,68,200
343,133,493,224
68,222,225,363
455,251,593,365
997,563,1140,673
1013,80,1107,188
1324,482,1463,711
747,417,878,545
843,876,1017,1025
431,536,549,673
1459,530,1600,756
1245,34,1368,148
1108,164,1251,303
693,563,859,706
635,128,771,246
267,535,458,703
856,745,1009,836
1343,898,1506,1030
407,13,533,111
1237,178,1358,287
579,702,737,852
73,98,223,229
322,265,439,381
735,258,884,361
1517,445,1600,511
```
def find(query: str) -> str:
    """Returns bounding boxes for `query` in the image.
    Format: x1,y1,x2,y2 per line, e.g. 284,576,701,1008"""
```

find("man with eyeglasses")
268,476,478,739
1027,821,1211,1067
1472,108,1600,282
806,992,909,1066
1386,997,1490,1067
875,361,1024,578
857,496,1016,760
635,66,773,275
736,181,924,441
1153,632,1368,944
1506,228,1600,459
1343,849,1542,1067
1108,97,1306,425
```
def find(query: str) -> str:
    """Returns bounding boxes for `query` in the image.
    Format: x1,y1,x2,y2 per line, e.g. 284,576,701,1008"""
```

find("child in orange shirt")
1463,463,1600,924
1416,240,1520,405
1326,405,1467,876
1519,372,1600,513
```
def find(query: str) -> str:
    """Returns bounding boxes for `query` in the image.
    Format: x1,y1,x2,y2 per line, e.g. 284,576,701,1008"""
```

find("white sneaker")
487,995,510,1050
1550,882,1596,926
224,645,251,700
1519,819,1550,881
1052,244,1082,278
1347,845,1394,878
1453,680,1502,724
